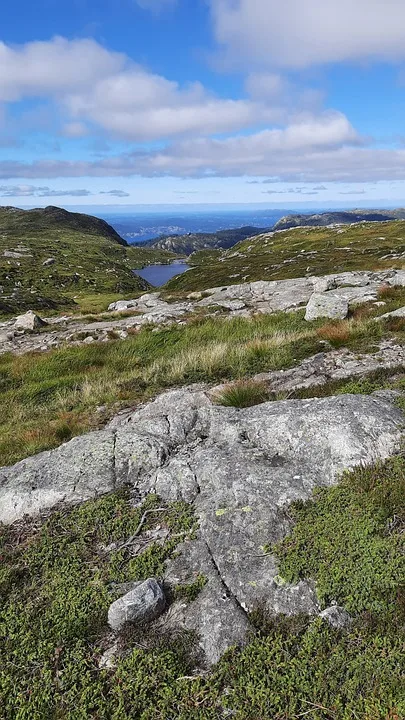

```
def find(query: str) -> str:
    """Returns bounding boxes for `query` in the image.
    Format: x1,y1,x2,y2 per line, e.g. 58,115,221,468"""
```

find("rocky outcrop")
0,387,403,662
1,268,405,355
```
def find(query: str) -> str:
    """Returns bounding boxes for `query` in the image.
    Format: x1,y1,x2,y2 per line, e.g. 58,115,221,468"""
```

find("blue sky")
1,0,405,206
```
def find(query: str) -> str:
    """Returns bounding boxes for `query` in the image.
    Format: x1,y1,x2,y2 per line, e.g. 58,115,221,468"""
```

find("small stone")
42,257,55,266
83,335,95,344
99,641,120,670
108,578,166,632
320,605,352,629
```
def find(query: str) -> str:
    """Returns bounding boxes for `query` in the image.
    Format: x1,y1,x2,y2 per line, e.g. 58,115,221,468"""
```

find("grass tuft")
213,379,269,408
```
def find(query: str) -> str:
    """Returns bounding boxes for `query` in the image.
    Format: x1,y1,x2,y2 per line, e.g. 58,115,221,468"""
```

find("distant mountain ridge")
273,208,405,231
139,225,268,255
139,209,405,255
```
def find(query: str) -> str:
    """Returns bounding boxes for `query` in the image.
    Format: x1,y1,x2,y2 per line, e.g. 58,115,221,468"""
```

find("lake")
134,262,190,287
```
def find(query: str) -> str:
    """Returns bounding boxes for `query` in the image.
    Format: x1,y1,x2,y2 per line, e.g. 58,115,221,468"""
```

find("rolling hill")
0,206,177,314
164,218,405,292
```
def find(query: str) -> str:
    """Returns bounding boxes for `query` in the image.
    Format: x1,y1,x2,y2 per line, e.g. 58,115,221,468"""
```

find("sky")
2,0,405,207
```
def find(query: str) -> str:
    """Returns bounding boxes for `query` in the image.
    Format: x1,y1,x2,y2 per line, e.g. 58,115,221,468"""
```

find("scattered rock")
14,310,47,332
319,605,353,629
107,579,166,632
388,270,405,287
3,250,32,259
42,257,55,266
378,306,405,320
305,293,349,321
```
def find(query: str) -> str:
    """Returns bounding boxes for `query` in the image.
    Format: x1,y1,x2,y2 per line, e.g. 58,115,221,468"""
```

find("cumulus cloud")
0,37,282,142
0,185,92,197
210,0,405,68
5,112,404,183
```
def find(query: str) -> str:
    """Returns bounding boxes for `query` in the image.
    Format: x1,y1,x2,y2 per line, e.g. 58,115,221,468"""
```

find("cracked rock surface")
0,387,403,662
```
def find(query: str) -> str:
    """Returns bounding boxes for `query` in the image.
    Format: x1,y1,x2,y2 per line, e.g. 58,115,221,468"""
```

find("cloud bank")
210,0,405,68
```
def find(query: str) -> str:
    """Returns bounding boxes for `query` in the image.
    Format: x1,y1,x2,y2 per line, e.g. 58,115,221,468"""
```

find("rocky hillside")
0,206,178,314
273,207,405,231
166,218,405,292
141,225,268,255
1,252,405,715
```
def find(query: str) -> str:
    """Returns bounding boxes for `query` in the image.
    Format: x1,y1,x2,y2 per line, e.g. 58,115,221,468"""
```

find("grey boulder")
108,579,166,632
305,292,349,321
14,310,47,332
1,388,403,664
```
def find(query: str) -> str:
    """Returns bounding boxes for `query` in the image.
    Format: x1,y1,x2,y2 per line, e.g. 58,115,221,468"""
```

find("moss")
172,574,208,603
0,491,197,719
274,457,405,616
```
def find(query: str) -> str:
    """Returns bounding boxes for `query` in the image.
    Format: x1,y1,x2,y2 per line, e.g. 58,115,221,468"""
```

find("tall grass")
0,312,322,466
0,302,401,467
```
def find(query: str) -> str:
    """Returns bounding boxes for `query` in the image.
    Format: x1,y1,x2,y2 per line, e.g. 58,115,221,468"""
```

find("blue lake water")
135,263,190,287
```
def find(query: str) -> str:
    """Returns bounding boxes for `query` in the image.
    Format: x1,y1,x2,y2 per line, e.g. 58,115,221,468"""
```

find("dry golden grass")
317,320,353,347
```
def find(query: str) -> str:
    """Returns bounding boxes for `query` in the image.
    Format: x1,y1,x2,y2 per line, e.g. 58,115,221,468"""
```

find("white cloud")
210,0,405,68
0,38,124,102
0,185,92,197
2,112,392,183
62,122,89,138
0,37,282,142
245,73,285,100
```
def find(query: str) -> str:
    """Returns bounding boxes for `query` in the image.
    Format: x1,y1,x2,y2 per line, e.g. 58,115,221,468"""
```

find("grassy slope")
0,206,178,315
1,217,405,717
166,219,405,292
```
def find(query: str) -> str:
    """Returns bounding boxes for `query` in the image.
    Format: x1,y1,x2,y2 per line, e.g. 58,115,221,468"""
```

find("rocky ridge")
1,268,405,354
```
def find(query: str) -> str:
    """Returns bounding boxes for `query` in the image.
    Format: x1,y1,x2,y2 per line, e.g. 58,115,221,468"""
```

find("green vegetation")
0,311,325,466
275,456,405,616
0,206,178,315
4,296,405,467
0,490,198,720
1,461,403,718
165,219,405,292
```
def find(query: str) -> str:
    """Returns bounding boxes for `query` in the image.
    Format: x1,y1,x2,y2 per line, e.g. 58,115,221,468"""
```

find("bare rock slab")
305,292,349,321
108,579,166,632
